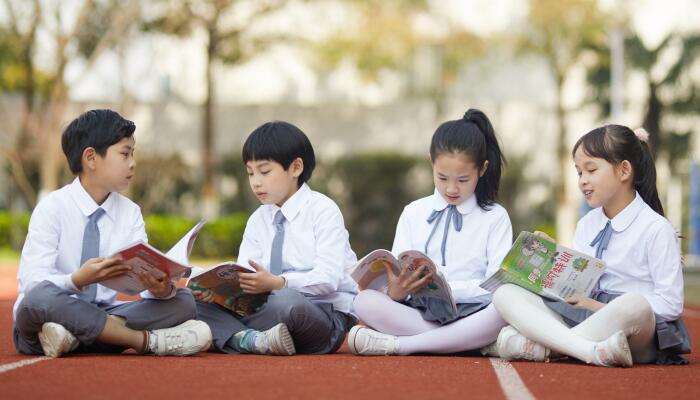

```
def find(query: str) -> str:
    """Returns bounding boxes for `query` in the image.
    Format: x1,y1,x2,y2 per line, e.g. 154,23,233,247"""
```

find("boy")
13,109,212,358
192,121,358,355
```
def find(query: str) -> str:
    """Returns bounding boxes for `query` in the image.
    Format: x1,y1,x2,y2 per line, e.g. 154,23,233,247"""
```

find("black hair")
572,124,664,216
242,121,316,187
61,109,136,174
429,108,506,210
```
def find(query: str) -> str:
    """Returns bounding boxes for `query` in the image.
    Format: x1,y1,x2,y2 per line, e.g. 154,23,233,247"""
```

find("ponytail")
572,124,664,216
430,108,506,209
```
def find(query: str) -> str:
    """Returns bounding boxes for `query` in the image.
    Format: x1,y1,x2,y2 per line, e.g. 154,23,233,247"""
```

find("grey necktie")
79,208,105,302
424,205,463,266
269,210,286,275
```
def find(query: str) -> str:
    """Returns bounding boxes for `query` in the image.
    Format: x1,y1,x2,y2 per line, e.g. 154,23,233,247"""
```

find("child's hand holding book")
385,262,434,302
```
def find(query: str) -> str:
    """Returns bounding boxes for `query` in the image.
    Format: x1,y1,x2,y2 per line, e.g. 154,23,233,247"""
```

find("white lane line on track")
490,358,536,400
0,357,50,374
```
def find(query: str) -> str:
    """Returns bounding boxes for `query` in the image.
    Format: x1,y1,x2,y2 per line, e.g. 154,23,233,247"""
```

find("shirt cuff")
66,273,82,294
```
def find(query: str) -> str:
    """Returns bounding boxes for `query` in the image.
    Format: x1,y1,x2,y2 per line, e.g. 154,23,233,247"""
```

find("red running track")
0,299,698,399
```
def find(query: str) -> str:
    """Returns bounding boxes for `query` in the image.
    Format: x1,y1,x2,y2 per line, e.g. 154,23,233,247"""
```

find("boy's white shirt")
12,177,168,321
236,183,358,314
573,192,683,321
392,189,513,303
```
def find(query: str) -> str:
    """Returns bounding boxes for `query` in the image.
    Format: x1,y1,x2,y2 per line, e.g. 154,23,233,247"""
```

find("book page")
101,242,189,295
164,219,207,266
350,249,400,291
398,250,454,308
187,262,267,318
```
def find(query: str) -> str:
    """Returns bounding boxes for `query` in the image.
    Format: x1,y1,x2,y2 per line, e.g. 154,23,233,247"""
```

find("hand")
237,260,285,294
533,231,555,242
138,271,174,298
386,262,433,302
71,257,131,289
565,294,604,312
190,288,215,303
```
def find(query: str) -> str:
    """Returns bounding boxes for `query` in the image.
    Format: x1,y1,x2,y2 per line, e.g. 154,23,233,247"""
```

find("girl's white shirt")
392,189,513,303
573,192,683,321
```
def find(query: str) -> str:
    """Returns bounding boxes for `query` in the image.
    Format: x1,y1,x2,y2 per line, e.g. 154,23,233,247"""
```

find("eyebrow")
438,172,470,178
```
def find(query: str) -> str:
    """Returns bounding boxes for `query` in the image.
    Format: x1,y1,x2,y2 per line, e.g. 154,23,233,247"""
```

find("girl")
349,109,512,355
487,125,690,367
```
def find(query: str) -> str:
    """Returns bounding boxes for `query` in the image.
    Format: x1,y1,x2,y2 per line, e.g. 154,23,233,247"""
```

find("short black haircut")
242,121,316,187
61,109,136,174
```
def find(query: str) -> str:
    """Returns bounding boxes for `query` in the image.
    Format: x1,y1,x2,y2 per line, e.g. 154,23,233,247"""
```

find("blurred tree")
0,0,140,208
586,32,700,174
142,0,290,219
313,0,484,116
515,0,608,241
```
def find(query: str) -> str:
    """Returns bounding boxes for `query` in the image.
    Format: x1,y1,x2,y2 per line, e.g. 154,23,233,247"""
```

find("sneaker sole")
613,331,633,368
268,324,296,356
38,323,76,358
347,325,363,355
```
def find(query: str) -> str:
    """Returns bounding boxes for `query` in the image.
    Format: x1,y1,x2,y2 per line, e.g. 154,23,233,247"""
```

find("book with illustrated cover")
187,262,268,318
480,231,606,301
351,249,456,313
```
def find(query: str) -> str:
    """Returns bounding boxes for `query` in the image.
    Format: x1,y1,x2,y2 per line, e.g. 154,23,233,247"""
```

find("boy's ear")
291,157,304,178
82,147,98,170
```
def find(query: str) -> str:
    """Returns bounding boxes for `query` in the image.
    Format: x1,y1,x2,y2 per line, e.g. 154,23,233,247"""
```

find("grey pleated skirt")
405,293,492,325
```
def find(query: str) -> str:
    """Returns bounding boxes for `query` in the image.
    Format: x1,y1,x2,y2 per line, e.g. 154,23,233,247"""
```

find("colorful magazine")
187,262,268,318
101,220,207,295
480,231,606,301
351,249,456,313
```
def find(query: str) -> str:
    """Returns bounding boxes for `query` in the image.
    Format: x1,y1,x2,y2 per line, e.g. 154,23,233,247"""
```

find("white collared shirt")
392,189,513,303
573,192,683,321
13,177,149,320
237,183,358,314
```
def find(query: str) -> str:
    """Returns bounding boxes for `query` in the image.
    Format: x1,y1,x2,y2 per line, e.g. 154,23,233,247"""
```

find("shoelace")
364,332,394,354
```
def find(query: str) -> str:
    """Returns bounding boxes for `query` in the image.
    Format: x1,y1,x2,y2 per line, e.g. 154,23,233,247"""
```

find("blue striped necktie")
590,220,613,259
424,205,463,266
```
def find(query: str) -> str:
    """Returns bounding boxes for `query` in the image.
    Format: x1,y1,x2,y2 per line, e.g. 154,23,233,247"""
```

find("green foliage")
0,212,30,250
144,213,248,259
0,212,246,259
325,152,432,256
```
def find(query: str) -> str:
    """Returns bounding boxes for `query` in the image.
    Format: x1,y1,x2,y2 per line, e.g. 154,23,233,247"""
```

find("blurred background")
0,0,699,297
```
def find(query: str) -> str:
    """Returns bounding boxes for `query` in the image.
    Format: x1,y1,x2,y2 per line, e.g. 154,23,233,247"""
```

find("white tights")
492,284,657,363
353,289,507,355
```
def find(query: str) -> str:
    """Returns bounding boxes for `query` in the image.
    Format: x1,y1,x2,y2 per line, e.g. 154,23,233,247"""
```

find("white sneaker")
592,330,633,367
252,323,296,356
496,326,549,361
150,320,212,356
348,325,398,356
38,322,80,358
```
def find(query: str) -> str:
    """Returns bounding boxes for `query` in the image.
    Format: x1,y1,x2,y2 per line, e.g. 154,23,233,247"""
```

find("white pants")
492,284,657,363
353,289,507,355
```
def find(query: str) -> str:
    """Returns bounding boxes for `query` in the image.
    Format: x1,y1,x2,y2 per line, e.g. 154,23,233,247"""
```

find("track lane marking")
0,357,50,374
490,358,536,400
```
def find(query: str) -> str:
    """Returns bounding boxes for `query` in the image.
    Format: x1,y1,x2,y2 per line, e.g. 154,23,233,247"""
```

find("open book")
187,262,268,318
100,220,207,295
480,231,606,301
350,249,456,313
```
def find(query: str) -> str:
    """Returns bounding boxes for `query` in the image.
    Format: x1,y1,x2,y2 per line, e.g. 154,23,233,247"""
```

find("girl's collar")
431,189,478,215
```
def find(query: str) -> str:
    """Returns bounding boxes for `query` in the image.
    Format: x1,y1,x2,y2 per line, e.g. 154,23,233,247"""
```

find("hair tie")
463,109,478,122
634,128,650,143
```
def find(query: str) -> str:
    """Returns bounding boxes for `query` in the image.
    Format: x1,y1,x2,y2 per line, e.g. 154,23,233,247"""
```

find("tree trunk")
642,80,662,159
553,72,576,245
201,27,219,219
